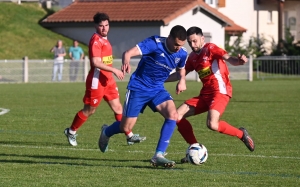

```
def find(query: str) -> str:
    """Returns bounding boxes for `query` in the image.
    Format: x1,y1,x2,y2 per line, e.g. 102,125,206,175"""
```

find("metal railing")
0,56,252,83
254,56,300,80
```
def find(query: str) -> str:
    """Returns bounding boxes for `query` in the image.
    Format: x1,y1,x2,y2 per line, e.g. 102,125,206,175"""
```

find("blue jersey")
127,35,188,91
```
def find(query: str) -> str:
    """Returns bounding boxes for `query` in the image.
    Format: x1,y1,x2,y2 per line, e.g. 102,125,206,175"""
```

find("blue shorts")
123,89,173,117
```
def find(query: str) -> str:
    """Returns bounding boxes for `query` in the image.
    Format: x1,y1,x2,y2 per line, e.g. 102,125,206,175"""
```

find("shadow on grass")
0,140,66,147
0,153,186,170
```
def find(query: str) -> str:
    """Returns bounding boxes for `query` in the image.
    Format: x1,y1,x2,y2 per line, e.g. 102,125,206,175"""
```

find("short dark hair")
169,25,187,41
93,12,110,24
187,26,203,37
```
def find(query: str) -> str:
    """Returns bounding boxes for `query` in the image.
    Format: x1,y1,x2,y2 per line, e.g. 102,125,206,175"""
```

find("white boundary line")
1,144,300,160
0,108,10,115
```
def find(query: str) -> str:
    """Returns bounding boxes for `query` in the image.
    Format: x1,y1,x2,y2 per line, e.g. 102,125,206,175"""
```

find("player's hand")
113,69,125,80
121,63,131,74
238,54,248,65
176,80,186,95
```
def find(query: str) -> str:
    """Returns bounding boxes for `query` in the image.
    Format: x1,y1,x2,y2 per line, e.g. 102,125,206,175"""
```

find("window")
289,17,296,30
205,0,217,8
267,10,273,23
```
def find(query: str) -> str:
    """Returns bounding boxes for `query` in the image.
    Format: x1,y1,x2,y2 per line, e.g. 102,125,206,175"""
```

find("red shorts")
83,80,119,107
184,93,230,115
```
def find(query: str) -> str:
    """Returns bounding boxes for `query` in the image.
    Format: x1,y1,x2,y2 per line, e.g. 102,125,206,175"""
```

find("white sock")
126,132,134,139
68,128,76,135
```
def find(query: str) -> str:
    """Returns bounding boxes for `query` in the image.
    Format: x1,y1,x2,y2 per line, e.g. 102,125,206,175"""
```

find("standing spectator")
50,40,66,81
69,40,84,82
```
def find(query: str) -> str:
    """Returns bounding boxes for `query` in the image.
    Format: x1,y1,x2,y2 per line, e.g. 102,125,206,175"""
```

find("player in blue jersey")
98,25,188,168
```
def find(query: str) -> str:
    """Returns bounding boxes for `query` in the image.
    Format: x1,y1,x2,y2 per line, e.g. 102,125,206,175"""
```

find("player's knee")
206,121,218,131
168,110,178,121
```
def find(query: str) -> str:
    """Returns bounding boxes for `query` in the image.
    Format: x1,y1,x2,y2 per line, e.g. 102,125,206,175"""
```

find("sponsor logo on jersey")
102,55,113,65
197,67,211,79
155,61,173,70
175,57,180,64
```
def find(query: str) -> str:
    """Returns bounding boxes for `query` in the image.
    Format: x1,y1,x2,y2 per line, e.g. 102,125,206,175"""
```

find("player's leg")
177,102,199,145
149,90,177,168
104,83,145,144
64,85,103,146
207,94,255,151
98,89,147,152
177,96,208,163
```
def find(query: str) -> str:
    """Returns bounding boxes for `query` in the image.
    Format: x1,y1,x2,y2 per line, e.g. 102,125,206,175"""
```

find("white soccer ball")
187,143,208,165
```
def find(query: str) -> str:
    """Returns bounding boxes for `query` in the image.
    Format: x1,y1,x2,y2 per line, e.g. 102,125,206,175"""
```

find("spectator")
69,40,84,81
50,40,66,81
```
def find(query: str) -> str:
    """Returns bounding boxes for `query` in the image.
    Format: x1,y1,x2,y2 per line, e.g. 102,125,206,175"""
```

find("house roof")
41,0,246,33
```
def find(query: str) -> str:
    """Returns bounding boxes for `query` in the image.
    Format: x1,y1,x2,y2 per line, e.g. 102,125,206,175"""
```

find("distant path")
0,108,10,115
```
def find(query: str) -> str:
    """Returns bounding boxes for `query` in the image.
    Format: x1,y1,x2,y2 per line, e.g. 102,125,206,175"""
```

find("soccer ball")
187,143,208,165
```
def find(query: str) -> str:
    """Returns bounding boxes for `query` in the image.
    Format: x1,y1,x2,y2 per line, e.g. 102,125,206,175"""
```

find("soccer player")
64,12,134,146
166,26,255,163
98,25,188,168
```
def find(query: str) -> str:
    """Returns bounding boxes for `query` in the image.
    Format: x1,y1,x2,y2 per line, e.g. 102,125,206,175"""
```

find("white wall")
161,6,225,53
218,0,277,52
218,0,300,51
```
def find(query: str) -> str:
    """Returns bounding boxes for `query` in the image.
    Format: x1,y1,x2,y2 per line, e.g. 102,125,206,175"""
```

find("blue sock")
105,121,122,137
155,119,176,153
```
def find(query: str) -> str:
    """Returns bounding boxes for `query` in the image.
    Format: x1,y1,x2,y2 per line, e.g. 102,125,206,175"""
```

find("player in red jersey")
166,26,255,162
64,12,127,146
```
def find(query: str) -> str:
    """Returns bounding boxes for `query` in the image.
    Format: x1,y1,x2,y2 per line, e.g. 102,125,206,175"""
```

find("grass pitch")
0,80,299,186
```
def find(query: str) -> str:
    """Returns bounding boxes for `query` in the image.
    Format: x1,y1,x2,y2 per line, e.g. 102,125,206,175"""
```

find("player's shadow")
0,140,69,147
0,153,156,169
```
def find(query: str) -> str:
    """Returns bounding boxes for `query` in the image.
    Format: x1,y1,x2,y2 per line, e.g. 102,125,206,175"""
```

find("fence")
254,56,300,80
0,56,252,83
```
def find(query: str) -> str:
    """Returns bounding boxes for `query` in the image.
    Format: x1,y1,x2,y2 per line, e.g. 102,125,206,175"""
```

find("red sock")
177,118,198,144
218,120,243,139
70,111,88,131
115,113,122,121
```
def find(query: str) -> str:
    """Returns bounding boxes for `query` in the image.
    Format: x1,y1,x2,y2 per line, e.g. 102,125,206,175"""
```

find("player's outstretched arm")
122,46,140,74
223,54,248,66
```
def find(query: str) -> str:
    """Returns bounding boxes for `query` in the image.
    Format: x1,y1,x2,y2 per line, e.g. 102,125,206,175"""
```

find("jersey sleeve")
136,36,157,55
90,37,102,57
177,52,188,69
184,55,194,72
208,43,227,59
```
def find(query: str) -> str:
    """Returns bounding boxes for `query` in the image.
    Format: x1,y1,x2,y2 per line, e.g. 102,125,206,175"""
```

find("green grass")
0,2,88,59
0,80,300,186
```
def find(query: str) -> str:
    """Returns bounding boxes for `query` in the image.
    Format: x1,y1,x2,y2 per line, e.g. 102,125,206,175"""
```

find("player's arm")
92,57,124,80
122,46,141,74
223,54,248,66
165,68,190,82
176,68,187,94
